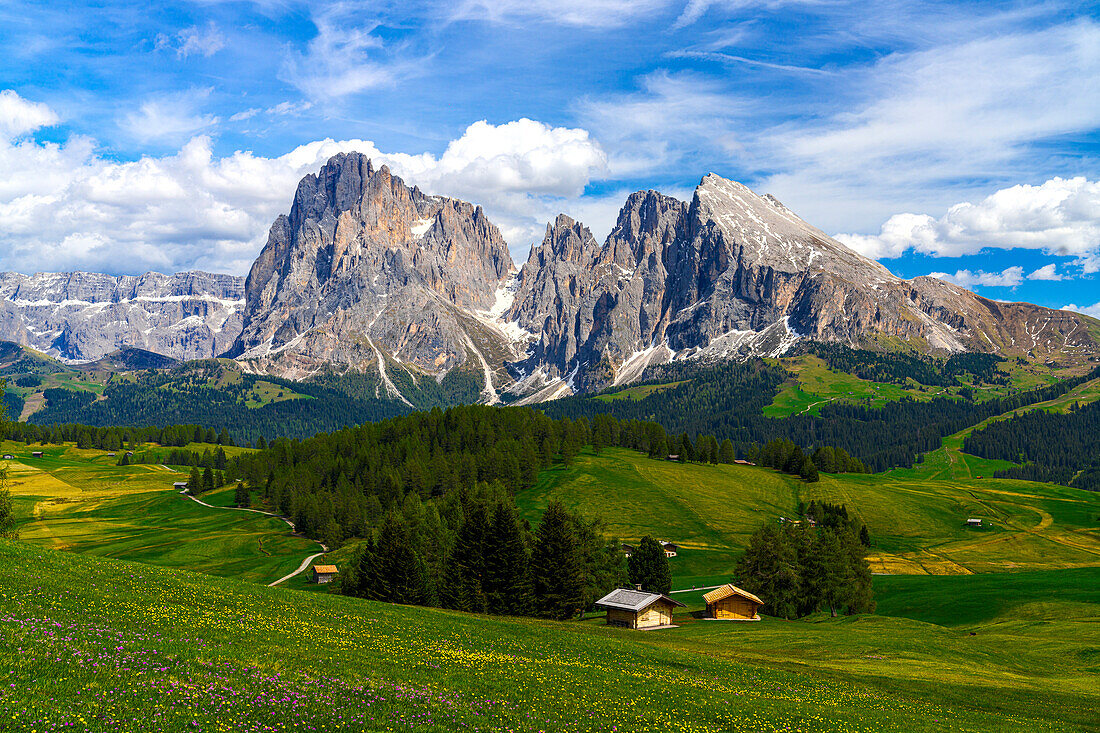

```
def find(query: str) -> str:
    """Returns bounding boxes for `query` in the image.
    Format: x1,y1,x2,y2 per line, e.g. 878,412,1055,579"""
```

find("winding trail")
177,488,328,586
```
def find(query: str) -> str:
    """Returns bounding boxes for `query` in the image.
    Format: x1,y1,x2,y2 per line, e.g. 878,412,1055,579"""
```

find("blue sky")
0,0,1097,315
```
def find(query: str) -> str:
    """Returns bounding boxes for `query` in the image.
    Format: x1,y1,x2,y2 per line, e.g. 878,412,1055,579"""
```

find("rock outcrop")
0,271,244,362
227,152,521,393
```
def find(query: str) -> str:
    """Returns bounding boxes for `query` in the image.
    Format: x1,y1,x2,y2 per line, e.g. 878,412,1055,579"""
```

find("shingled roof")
703,584,763,605
312,565,338,574
595,588,686,612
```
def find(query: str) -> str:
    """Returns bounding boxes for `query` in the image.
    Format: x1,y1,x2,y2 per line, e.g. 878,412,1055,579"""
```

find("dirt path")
177,489,328,586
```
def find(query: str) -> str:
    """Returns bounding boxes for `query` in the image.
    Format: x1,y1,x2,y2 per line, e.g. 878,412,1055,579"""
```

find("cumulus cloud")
1028,263,1063,281
835,177,1100,267
1063,302,1100,319
929,267,1024,289
0,91,607,275
0,89,59,138
155,22,226,58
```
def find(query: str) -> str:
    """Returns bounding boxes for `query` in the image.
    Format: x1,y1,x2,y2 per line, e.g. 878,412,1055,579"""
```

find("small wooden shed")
966,518,982,527
312,565,338,584
703,584,763,621
595,588,685,630
1,454,13,460
173,481,189,491
31,451,43,458
659,540,679,557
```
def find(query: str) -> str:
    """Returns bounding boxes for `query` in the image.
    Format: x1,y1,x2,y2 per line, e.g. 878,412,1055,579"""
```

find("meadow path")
177,488,328,586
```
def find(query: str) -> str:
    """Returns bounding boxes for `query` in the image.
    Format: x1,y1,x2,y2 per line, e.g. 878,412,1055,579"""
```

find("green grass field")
3,441,316,584
764,356,937,417
2,539,1097,733
519,448,1100,582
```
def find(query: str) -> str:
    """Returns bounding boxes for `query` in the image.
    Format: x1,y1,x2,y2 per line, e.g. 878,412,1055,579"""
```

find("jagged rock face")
228,152,517,382
506,174,1100,395
0,271,244,362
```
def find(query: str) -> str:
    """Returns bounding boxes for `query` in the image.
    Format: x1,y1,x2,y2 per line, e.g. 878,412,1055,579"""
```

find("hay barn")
595,588,685,630
703,584,763,621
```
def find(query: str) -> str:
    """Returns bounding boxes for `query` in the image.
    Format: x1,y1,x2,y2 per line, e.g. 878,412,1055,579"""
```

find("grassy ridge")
4,441,316,584
1,539,1097,732
520,448,1100,581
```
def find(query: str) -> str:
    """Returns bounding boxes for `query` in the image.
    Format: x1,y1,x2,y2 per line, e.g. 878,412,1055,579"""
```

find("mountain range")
1,152,1097,403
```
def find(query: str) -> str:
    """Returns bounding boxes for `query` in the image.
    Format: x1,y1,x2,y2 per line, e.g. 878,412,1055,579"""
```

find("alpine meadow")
2,2,1100,732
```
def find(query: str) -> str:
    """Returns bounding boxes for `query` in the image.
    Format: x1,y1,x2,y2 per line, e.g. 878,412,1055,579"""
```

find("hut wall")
636,602,674,628
710,597,760,620
606,608,637,628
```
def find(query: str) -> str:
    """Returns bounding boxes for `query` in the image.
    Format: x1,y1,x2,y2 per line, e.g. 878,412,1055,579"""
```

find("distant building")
703,584,763,621
621,543,635,557
966,518,983,527
666,454,680,462
595,587,685,629
733,459,756,466
312,565,338,584
1,455,13,460
659,540,679,557
107,453,116,457
31,451,43,458
173,481,189,491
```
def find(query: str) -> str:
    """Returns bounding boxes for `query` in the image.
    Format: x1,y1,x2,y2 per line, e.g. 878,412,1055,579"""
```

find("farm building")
621,543,634,557
312,565,338,584
659,541,679,557
966,518,983,527
31,451,43,458
107,453,116,457
595,587,685,630
173,481,189,490
703,584,763,621
1,455,13,460
733,459,756,466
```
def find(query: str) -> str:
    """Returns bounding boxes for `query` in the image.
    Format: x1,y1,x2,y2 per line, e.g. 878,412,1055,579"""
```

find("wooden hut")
659,540,679,557
703,584,763,621
312,565,338,584
31,451,43,458
173,481,189,491
595,587,685,630
1,454,13,460
966,518,983,527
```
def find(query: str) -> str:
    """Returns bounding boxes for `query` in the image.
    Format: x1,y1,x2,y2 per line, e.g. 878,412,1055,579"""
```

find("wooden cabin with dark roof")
595,587,685,630
703,584,763,621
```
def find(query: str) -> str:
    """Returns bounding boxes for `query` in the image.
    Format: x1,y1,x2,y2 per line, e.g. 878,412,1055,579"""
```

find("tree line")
735,502,874,618
963,399,1100,491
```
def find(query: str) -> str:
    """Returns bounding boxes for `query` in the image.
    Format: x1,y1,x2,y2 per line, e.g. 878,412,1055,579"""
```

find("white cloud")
448,0,668,27
834,177,1100,265
155,22,226,58
122,89,221,145
578,71,744,175
1028,263,1063,281
0,89,59,138
758,20,1100,235
1063,302,1100,319
0,92,607,275
280,8,414,101
929,267,1024,289
229,100,313,123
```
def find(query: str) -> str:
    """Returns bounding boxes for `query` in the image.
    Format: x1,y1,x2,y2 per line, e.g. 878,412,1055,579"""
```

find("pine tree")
484,501,530,615
375,512,429,605
719,439,736,464
234,482,250,508
627,536,672,595
736,524,800,619
800,458,819,483
531,501,584,620
202,467,215,494
187,466,201,494
0,489,16,540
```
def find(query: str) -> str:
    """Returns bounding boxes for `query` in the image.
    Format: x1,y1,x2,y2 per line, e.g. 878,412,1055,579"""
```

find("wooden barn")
1,454,13,460
659,540,679,557
595,587,685,630
31,451,43,458
703,584,763,621
173,481,189,491
312,565,338,584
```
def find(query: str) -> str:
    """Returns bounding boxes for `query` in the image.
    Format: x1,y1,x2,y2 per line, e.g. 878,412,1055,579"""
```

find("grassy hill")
1,539,1097,733
3,441,318,584
517,448,1100,584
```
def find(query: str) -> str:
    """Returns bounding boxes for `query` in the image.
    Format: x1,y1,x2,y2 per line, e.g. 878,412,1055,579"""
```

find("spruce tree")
234,482,250,508
187,466,201,493
736,524,800,619
531,501,584,619
375,512,429,605
719,439,736,464
627,536,672,595
484,501,530,615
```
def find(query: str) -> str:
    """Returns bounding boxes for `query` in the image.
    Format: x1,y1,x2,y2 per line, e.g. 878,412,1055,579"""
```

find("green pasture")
2,540,1097,732
521,447,1100,580
3,440,314,584
764,355,936,417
